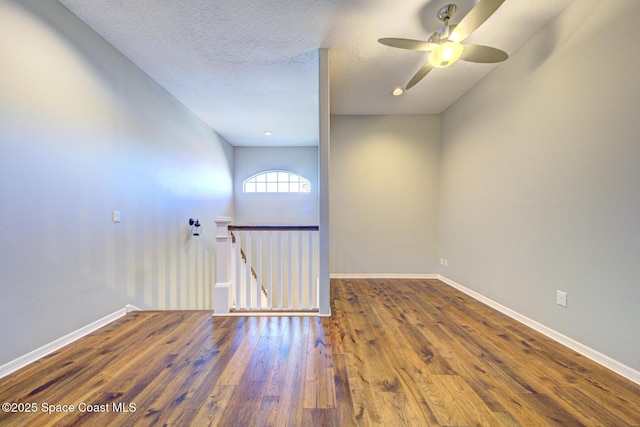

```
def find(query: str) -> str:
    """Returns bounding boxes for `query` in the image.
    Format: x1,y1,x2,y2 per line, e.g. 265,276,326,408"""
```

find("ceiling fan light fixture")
428,41,464,68
378,0,507,89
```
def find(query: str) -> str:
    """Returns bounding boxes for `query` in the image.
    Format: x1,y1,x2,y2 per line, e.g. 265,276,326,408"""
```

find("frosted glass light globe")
429,42,464,68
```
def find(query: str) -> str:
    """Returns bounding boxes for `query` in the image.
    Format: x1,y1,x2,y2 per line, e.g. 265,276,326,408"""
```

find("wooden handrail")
229,225,319,231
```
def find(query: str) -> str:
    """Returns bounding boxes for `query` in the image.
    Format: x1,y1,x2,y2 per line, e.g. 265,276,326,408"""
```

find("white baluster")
308,230,313,308
229,236,238,308
297,232,303,309
267,232,272,309
276,231,282,309
246,231,252,308
235,231,242,309
256,231,262,309
287,231,293,309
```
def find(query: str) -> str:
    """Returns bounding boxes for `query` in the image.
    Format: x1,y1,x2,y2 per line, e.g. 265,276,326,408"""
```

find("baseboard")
0,304,142,379
213,311,322,318
330,273,438,279
125,304,141,313
437,275,640,385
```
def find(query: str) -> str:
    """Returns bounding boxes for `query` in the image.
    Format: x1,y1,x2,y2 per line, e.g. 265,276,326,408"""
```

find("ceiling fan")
379,0,508,90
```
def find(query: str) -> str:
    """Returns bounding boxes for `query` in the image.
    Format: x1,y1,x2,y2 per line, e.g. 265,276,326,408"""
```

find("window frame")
242,170,311,193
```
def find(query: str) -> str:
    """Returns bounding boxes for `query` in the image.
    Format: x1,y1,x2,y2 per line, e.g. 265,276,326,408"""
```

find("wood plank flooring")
1,278,640,426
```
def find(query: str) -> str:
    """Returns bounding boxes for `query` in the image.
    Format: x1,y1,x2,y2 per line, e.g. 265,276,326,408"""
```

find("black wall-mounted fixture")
189,218,201,236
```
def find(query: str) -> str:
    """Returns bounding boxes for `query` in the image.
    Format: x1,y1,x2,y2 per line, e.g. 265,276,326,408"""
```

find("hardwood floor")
1,278,640,426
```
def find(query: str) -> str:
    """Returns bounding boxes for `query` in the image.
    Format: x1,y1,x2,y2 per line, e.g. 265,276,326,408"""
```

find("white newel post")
213,216,233,315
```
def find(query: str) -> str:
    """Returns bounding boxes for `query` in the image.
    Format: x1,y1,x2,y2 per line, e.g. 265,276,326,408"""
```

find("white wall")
330,115,440,275
234,146,318,225
0,0,233,365
439,0,640,371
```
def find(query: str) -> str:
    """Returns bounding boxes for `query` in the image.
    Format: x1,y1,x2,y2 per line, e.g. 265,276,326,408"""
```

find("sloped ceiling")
57,0,574,146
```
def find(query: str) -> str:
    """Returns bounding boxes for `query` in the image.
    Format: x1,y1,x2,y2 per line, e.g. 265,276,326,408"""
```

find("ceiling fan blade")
460,44,508,63
378,38,438,51
406,63,434,90
450,0,505,42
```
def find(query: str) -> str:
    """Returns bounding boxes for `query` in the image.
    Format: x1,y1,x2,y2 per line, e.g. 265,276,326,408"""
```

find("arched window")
243,170,310,193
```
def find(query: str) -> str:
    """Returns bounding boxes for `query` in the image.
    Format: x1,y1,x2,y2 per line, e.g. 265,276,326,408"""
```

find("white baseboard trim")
213,311,323,318
0,304,142,379
330,273,438,279
125,304,141,313
437,275,640,385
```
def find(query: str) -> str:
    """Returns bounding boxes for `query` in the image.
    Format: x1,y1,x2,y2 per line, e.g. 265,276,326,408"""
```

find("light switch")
556,290,567,307
112,210,121,223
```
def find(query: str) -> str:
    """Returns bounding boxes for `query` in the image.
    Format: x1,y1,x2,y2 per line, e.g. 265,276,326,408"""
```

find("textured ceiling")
57,0,573,146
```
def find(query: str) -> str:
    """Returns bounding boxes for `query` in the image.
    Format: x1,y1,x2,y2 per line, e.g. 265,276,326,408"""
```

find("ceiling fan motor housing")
429,24,458,44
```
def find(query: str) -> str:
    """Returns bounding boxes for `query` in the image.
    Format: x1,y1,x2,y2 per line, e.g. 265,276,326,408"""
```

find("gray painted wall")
439,0,640,371
0,0,233,365
234,146,319,225
330,115,440,275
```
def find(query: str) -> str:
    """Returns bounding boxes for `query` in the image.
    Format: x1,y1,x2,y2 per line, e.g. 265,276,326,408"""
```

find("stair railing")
214,217,319,314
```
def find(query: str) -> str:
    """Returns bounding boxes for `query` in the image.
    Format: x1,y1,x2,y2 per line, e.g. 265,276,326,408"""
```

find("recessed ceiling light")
264,131,272,136
392,88,404,96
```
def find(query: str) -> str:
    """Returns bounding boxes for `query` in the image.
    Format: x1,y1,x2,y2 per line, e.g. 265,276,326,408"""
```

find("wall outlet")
443,259,448,267
556,290,568,307
440,258,445,266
